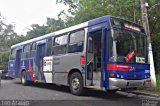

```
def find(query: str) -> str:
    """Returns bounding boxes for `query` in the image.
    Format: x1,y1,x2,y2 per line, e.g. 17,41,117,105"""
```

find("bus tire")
69,72,84,95
21,71,28,85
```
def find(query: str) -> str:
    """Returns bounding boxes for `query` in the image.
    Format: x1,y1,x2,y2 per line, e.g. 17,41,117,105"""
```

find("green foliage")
156,74,160,88
58,0,142,27
26,18,65,39
0,51,9,67
26,24,48,39
0,13,19,67
0,21,18,41
46,18,65,33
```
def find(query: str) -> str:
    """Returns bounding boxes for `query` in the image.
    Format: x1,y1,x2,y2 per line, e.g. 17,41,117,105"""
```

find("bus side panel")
8,60,16,78
21,58,35,81
53,53,85,85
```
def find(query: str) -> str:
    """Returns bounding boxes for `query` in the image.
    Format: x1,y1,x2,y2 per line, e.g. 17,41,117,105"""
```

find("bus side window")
68,29,85,53
31,43,36,57
52,34,68,55
22,44,31,58
10,48,16,60
47,38,52,56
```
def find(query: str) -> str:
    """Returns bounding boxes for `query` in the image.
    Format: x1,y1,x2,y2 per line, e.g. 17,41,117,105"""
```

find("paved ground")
0,79,159,106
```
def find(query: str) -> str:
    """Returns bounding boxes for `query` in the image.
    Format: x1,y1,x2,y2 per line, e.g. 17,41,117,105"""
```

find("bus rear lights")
109,73,115,77
146,79,151,83
80,56,85,65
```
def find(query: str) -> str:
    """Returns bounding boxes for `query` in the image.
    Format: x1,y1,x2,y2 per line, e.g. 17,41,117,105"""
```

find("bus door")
36,40,46,81
86,28,107,88
15,49,22,78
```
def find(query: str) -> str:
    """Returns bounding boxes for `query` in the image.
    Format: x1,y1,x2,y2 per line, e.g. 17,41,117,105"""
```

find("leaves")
25,18,65,39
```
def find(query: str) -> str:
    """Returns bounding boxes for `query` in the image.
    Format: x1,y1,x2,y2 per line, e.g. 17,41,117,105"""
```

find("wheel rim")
22,73,25,84
72,78,80,90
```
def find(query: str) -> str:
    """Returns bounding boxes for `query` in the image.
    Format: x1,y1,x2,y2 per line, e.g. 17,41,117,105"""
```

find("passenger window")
54,35,68,45
47,38,52,56
23,44,31,58
10,48,16,60
11,48,16,55
31,43,36,57
70,30,84,44
31,43,36,51
53,34,68,55
68,30,84,53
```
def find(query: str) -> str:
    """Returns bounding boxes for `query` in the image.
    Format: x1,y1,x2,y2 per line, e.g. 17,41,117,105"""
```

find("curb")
131,90,160,97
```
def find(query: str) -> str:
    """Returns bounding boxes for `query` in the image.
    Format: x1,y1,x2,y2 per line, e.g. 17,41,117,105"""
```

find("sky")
0,0,67,35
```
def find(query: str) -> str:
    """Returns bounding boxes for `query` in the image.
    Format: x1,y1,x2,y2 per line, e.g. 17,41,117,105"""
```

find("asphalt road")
0,79,159,106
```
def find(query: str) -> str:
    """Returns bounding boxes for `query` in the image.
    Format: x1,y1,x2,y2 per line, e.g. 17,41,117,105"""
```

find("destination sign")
111,17,145,33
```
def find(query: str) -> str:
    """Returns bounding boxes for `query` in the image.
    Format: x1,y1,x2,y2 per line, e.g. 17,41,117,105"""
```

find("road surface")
0,79,159,106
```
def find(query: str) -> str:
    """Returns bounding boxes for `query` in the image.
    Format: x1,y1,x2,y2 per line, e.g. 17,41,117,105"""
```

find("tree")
0,13,18,67
46,18,65,33
57,0,142,27
26,18,65,39
26,24,48,39
0,14,18,41
0,13,18,51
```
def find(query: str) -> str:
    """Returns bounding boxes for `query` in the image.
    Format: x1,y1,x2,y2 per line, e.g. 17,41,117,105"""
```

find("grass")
156,74,160,88
144,74,160,94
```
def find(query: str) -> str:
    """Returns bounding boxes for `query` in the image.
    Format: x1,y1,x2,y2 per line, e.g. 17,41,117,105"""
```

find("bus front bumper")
109,78,151,90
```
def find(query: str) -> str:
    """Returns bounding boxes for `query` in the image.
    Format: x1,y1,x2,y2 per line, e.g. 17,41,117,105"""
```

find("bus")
8,15,151,95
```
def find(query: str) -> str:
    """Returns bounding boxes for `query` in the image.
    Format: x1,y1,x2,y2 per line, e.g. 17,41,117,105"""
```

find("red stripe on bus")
107,64,131,71
28,60,35,81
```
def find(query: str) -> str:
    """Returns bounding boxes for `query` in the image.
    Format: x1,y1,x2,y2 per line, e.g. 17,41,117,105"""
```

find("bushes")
152,33,160,74
0,51,9,67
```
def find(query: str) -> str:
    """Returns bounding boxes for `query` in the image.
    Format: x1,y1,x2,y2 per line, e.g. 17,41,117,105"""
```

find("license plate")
129,82,143,87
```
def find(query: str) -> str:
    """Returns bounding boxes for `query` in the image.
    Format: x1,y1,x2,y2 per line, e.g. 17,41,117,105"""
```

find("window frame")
10,48,16,60
68,29,85,53
22,44,31,58
30,42,36,57
52,33,68,55
47,37,53,56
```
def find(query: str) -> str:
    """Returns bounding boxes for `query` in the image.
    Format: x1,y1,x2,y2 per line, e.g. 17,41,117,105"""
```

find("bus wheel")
69,72,84,95
21,71,28,85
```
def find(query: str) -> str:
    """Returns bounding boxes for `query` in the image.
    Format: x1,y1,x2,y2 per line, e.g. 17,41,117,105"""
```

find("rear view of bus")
106,17,151,90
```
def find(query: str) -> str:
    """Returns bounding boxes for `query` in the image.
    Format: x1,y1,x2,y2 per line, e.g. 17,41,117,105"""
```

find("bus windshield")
110,29,148,64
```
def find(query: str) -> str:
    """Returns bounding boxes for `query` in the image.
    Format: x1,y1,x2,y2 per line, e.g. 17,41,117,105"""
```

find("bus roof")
11,21,89,48
11,15,144,49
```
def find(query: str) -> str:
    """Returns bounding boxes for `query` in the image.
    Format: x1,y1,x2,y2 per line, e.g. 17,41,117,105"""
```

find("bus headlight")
109,73,115,77
117,74,120,78
121,75,124,78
